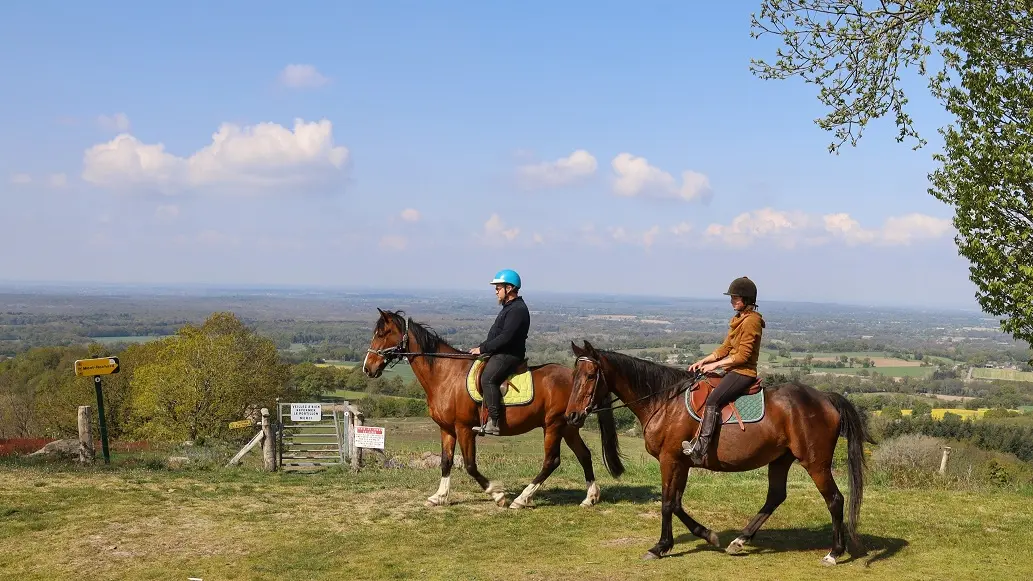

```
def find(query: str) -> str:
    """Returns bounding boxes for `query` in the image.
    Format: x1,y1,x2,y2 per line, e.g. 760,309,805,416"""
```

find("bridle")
364,317,479,373
573,355,704,417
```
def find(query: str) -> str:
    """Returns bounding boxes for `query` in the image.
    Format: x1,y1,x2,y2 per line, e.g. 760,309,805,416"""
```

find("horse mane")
598,349,694,396
377,310,461,367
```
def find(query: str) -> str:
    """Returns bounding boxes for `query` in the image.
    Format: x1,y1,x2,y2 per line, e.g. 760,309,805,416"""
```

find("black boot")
683,405,719,463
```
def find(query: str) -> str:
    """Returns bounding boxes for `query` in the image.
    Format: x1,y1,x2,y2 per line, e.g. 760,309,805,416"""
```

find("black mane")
598,349,693,396
377,310,460,366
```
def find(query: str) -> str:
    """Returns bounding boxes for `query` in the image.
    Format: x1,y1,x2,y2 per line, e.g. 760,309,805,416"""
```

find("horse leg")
804,463,847,566
510,423,564,509
644,453,689,560
456,426,507,507
425,430,457,507
561,426,600,507
672,481,721,548
726,453,795,554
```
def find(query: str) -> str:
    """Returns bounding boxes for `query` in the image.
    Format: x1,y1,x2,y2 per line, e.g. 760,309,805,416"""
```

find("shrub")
872,434,945,487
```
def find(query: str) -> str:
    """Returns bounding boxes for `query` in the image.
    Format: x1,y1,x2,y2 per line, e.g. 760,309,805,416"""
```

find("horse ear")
570,340,584,356
583,339,597,355
377,307,387,318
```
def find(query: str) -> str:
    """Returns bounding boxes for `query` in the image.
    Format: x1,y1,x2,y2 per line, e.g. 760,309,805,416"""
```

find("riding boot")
477,417,500,436
683,405,719,463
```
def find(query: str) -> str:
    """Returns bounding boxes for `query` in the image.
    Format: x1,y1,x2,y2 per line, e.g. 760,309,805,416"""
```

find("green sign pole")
94,376,110,464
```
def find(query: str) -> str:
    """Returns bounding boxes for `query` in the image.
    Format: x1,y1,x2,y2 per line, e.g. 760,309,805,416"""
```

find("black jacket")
479,296,530,358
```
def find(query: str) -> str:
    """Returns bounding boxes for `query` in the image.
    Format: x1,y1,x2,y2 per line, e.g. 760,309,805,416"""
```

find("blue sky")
0,1,979,309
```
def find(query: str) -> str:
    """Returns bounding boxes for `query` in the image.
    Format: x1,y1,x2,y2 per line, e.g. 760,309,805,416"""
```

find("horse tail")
596,400,626,479
825,391,874,552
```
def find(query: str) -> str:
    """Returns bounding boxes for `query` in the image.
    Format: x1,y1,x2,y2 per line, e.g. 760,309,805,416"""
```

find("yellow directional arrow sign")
228,419,253,430
74,357,121,377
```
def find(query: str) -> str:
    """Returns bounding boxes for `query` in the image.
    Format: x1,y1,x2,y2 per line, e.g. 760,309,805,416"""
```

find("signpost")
228,419,253,430
73,356,120,464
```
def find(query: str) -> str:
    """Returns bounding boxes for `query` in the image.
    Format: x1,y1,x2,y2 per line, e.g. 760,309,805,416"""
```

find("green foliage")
130,312,289,442
751,0,1033,351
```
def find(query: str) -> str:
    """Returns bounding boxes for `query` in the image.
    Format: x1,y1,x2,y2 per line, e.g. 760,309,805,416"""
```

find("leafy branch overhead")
751,0,1033,352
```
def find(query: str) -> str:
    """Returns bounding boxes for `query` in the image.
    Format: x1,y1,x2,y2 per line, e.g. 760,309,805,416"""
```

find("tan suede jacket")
710,308,765,378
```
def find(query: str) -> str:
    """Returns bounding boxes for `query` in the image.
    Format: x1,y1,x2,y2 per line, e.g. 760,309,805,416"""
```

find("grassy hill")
2,417,1033,580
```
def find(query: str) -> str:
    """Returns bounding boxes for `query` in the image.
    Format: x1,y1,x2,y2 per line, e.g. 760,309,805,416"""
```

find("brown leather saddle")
689,373,764,432
474,358,529,425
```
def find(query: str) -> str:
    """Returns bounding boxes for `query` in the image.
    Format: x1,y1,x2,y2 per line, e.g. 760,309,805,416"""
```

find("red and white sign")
354,425,386,449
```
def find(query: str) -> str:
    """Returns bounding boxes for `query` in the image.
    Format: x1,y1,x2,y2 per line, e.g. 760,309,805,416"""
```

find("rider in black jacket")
468,269,530,436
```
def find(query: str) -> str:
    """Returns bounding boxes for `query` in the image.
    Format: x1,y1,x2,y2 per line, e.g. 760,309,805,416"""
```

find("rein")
576,356,703,416
366,317,481,368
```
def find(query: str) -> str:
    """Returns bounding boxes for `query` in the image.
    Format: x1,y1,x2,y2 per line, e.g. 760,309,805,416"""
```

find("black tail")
826,392,874,553
596,401,626,479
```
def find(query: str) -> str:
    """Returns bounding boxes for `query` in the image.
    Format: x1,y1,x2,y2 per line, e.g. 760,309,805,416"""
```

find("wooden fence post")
349,404,365,471
261,407,276,472
939,446,952,475
77,405,95,464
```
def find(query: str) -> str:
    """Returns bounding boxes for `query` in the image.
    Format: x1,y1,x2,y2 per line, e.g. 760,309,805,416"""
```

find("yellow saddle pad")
466,359,535,406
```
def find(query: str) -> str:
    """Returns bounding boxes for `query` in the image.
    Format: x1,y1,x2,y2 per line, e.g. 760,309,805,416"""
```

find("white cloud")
47,173,67,188
704,208,954,248
533,232,544,244
670,222,693,236
611,153,711,202
881,213,954,245
10,173,31,184
278,64,329,89
379,235,407,251
517,149,598,188
400,208,421,223
97,113,131,133
610,225,661,248
483,213,520,241
81,118,350,192
155,204,180,222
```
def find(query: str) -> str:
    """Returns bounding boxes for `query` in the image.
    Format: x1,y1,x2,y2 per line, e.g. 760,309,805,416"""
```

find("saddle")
472,358,529,398
473,358,530,427
688,373,763,432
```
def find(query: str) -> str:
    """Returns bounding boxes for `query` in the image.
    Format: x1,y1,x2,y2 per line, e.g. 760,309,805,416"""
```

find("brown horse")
565,340,873,565
362,309,624,509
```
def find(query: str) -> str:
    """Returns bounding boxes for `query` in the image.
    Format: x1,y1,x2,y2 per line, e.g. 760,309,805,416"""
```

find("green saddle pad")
685,389,766,424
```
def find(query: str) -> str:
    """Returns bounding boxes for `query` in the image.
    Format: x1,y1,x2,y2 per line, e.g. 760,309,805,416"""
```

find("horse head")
566,339,610,427
363,308,409,378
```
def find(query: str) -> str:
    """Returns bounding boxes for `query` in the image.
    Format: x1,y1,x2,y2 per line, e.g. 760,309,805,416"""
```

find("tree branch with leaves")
751,0,1033,354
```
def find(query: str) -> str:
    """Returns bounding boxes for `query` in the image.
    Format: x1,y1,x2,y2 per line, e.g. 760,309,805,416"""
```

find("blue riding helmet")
490,269,521,289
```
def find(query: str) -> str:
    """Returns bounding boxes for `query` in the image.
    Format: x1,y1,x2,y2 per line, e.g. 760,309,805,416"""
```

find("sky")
0,1,982,310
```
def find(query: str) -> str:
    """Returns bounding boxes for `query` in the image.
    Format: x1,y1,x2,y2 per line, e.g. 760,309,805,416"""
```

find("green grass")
316,361,418,383
329,389,418,401
2,417,1032,580
972,368,1033,382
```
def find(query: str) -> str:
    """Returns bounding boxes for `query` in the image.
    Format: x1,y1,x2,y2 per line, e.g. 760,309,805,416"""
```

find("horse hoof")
821,554,838,566
706,531,721,548
642,551,660,560
726,538,746,555
509,499,532,509
424,497,445,508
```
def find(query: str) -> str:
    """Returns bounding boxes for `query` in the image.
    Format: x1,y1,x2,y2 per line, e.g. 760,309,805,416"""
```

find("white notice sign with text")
290,403,322,422
354,425,386,449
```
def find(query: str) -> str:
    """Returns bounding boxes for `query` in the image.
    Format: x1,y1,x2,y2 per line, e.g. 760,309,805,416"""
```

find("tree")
750,1,1033,352
130,313,289,442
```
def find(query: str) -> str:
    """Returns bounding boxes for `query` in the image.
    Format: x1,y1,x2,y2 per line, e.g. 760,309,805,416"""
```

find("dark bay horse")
362,309,624,509
565,340,873,565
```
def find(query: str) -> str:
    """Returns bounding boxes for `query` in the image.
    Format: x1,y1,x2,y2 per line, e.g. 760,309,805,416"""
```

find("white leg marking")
425,476,451,507
485,481,507,506
821,552,837,566
510,482,542,509
580,480,600,507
